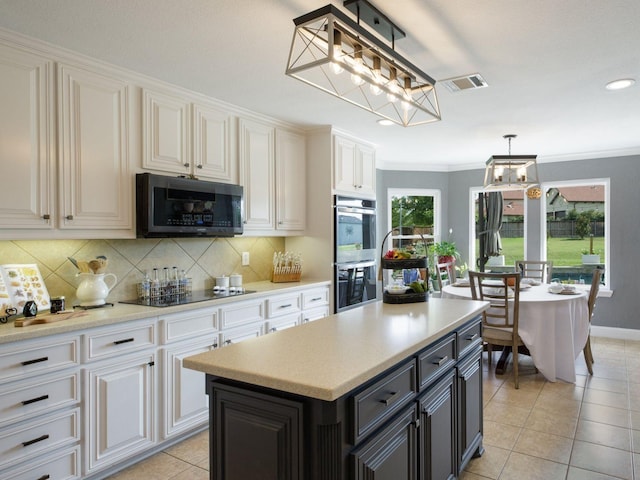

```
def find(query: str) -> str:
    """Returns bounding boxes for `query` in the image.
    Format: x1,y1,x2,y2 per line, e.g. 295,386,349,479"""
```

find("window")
386,188,441,255
469,188,527,271
542,179,609,286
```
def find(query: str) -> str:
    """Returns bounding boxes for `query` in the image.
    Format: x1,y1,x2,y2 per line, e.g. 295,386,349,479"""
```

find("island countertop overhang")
184,298,488,401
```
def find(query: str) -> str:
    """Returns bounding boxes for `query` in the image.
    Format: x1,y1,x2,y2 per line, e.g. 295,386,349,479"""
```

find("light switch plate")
242,252,250,266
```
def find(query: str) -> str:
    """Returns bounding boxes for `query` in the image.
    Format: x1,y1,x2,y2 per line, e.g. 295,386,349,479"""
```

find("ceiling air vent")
441,73,488,93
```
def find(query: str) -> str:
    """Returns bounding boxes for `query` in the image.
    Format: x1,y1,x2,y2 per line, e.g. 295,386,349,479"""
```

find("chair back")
588,267,604,318
516,260,553,283
435,261,456,291
468,271,521,330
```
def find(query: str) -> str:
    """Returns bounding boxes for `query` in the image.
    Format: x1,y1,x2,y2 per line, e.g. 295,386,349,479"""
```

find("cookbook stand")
380,229,429,304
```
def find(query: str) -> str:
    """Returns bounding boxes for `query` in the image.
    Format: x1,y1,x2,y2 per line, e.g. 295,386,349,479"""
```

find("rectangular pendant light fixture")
483,155,540,191
285,2,441,127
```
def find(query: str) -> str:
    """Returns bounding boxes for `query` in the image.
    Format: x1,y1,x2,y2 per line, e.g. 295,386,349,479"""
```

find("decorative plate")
0,264,50,311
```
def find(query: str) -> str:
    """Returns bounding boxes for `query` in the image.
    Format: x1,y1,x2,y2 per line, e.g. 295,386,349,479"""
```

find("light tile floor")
108,336,640,480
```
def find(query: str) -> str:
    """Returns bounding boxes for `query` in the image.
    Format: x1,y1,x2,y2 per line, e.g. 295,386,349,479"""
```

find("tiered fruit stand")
381,229,429,304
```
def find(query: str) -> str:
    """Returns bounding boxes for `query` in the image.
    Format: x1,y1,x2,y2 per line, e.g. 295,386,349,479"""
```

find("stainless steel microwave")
136,173,243,237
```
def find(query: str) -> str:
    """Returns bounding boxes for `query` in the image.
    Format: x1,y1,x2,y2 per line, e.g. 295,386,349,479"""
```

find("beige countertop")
0,279,330,345
184,298,488,401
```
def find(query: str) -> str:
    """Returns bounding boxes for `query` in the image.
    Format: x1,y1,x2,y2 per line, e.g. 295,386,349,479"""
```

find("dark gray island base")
203,313,485,480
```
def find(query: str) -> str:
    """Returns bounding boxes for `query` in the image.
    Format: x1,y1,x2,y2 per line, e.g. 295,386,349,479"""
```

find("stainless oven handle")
335,260,377,269
335,206,376,215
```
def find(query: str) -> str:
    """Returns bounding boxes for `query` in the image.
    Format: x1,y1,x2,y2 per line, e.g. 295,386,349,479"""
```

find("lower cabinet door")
418,370,456,480
457,347,484,472
211,382,303,480
84,351,156,474
352,405,418,480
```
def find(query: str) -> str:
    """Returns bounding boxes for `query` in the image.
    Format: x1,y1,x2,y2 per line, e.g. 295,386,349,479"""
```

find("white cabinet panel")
333,134,376,197
84,351,156,473
275,129,306,231
58,62,132,230
0,43,54,229
142,89,190,174
2,445,80,480
239,118,275,230
193,103,236,182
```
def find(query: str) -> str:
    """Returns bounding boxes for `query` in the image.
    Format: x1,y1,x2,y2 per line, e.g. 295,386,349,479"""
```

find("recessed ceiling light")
377,119,394,126
605,78,635,90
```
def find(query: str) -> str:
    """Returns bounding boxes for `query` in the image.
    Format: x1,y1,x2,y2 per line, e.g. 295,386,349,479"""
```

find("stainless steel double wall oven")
334,196,377,312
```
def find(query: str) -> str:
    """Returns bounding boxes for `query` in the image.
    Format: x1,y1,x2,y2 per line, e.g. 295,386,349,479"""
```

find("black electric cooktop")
120,289,256,308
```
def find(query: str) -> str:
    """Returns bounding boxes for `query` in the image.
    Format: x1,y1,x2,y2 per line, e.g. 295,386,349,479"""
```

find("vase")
76,273,117,306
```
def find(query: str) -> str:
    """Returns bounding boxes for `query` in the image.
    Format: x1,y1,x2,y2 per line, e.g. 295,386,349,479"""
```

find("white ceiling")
1,0,639,171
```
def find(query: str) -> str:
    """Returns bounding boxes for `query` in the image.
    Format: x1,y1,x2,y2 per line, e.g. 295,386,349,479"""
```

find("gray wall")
379,155,640,330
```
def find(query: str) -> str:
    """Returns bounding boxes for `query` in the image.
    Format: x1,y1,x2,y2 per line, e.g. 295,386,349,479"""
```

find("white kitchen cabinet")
58,62,133,233
0,333,80,479
239,118,306,235
160,307,218,439
239,118,275,231
333,134,376,197
0,43,54,231
142,88,190,175
221,323,263,346
82,318,158,474
275,129,306,231
143,88,236,182
162,339,215,439
84,350,157,474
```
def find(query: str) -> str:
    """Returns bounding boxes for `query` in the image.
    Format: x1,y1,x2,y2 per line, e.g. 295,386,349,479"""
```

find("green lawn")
478,237,605,266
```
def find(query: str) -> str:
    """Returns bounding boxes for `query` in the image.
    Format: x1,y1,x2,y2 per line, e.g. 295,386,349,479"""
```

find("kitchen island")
184,297,489,480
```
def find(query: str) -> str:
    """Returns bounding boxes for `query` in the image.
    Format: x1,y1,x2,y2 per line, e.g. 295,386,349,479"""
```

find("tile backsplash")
0,237,285,305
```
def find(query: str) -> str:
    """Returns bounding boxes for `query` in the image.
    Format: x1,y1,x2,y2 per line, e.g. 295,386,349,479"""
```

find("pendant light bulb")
369,56,383,95
350,44,365,86
330,30,344,74
401,77,414,111
386,67,400,103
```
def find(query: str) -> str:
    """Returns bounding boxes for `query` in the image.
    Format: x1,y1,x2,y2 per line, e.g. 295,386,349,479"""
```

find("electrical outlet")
242,252,250,266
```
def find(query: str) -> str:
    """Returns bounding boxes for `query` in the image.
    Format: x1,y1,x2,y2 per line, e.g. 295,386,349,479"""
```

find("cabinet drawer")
266,293,301,318
220,324,262,346
219,299,265,329
266,312,300,333
352,359,416,443
458,318,482,359
301,305,330,324
161,307,218,344
0,407,80,469
417,333,456,391
3,444,80,480
0,372,79,428
0,336,79,384
84,321,156,362
301,287,329,309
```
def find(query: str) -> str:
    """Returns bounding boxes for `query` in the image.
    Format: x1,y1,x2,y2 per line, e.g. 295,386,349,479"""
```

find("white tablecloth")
442,283,589,383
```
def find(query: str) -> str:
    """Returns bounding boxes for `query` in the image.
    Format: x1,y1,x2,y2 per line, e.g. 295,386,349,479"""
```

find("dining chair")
468,270,524,388
583,267,604,375
435,260,456,291
515,260,553,283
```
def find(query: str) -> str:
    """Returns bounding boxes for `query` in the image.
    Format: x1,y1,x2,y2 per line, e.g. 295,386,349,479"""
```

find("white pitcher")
76,273,117,306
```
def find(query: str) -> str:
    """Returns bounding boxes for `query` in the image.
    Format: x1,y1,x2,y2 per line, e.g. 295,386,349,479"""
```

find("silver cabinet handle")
380,391,400,406
432,356,449,366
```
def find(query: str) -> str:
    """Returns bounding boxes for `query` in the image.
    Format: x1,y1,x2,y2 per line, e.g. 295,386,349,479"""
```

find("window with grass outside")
542,179,609,286
386,188,440,257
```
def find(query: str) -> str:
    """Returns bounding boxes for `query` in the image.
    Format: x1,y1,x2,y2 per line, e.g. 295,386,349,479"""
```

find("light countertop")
0,279,329,345
184,298,488,401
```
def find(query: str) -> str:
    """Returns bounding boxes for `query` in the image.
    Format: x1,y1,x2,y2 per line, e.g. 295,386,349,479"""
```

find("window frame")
540,177,610,289
386,188,441,249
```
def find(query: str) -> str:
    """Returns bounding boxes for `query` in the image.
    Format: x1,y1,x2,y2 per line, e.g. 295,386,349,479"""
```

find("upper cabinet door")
192,103,236,183
275,130,306,231
239,118,275,231
333,135,357,193
58,62,132,230
356,143,376,197
0,44,55,229
142,89,191,175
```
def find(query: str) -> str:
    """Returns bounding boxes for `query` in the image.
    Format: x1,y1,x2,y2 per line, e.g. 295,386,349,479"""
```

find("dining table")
441,282,589,383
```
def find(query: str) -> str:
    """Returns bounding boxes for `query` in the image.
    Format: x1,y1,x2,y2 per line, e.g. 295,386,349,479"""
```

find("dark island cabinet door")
457,346,484,473
212,382,303,480
418,370,456,480
351,405,418,480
